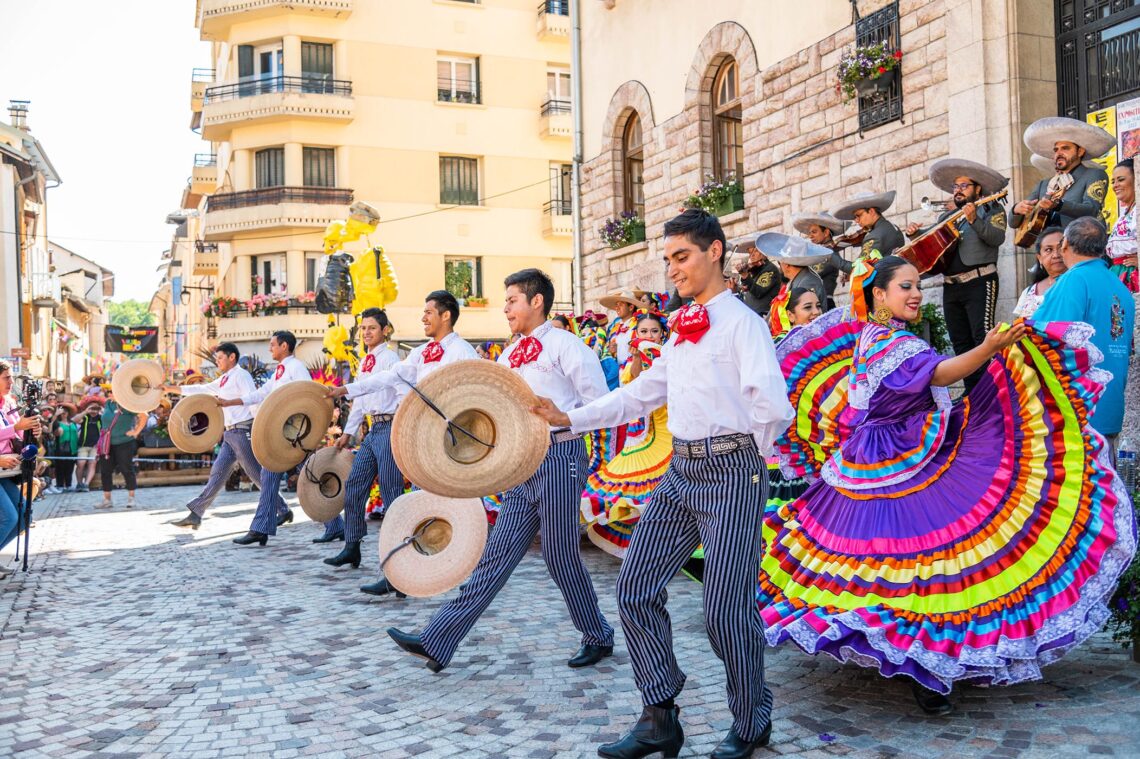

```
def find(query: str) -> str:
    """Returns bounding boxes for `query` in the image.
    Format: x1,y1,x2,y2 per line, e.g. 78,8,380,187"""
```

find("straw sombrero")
1024,116,1115,160
791,211,845,236
182,374,208,386
928,158,1009,196
82,373,102,385
598,289,643,310
251,381,334,473
298,447,355,523
831,190,897,221
378,491,488,597
392,360,549,498
168,394,224,454
111,359,165,413
755,232,833,267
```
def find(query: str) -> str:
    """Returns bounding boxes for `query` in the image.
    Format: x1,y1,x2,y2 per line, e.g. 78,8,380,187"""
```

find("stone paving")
0,485,1138,759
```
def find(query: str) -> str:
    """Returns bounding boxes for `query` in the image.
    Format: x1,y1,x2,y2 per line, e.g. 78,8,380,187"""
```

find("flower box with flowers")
202,296,241,318
683,174,744,217
599,211,646,250
836,43,903,104
291,291,318,313
465,296,488,308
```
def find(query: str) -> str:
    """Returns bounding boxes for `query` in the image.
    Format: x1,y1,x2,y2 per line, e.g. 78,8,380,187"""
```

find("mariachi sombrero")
928,158,1009,196
378,490,488,597
754,232,833,267
111,359,165,413
392,360,550,498
1024,116,1115,160
598,289,643,310
298,446,355,523
830,190,897,221
791,211,845,235
168,394,224,454
251,381,334,473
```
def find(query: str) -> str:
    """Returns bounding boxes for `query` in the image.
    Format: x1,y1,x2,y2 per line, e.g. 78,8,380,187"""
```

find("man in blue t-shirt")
1034,217,1135,453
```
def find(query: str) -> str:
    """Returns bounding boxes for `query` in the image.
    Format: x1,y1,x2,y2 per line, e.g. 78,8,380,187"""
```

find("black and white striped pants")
186,426,285,518
341,421,403,544
618,443,772,742
420,437,615,667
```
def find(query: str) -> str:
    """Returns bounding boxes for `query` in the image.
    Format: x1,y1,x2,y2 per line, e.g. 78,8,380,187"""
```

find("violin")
832,226,868,249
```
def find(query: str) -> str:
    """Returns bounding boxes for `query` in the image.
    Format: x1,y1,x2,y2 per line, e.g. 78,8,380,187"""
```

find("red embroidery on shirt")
509,336,543,368
361,354,376,373
422,341,444,363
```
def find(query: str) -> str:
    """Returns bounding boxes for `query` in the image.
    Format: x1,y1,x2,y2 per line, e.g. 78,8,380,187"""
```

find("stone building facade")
578,0,1064,317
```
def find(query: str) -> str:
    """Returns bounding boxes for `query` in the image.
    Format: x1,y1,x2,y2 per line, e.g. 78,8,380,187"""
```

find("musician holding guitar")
905,158,1009,393
1008,116,1113,243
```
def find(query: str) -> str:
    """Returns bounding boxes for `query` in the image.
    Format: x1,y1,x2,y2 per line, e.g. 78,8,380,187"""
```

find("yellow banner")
1087,106,1117,230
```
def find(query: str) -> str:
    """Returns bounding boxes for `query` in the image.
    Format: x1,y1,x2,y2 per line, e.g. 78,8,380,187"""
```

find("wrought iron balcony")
203,186,353,240
204,75,352,104
536,0,570,39
437,77,481,105
194,153,218,167
207,186,352,211
540,99,572,138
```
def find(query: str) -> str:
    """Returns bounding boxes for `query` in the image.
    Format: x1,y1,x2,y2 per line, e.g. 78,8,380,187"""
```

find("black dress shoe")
172,512,201,529
323,541,361,568
910,681,953,715
387,627,444,672
360,577,406,598
276,509,294,527
710,722,772,759
312,530,344,544
597,704,683,759
233,531,268,546
568,643,614,668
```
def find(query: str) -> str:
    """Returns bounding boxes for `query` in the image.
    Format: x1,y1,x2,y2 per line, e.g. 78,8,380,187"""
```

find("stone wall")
580,0,1058,316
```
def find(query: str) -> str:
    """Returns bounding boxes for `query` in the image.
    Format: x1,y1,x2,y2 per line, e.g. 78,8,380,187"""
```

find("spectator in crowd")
96,389,146,509
1013,227,1066,318
73,398,102,492
0,362,42,571
1034,217,1136,452
550,314,574,331
49,405,79,493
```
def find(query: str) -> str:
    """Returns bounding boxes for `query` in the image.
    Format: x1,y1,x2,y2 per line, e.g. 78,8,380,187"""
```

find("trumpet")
921,196,954,213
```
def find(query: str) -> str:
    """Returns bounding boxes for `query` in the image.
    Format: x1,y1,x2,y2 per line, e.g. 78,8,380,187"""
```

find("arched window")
712,59,743,181
622,113,644,218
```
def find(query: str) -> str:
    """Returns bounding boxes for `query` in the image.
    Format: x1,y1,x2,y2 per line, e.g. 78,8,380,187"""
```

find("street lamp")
180,284,214,306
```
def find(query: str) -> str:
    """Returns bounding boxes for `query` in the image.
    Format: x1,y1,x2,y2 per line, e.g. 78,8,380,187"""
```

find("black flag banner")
104,326,159,354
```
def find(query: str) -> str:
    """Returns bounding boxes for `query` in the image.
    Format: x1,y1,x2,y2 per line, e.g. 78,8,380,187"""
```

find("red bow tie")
673,304,711,345
422,341,444,363
274,364,285,380
219,374,229,388
509,336,543,368
361,354,376,373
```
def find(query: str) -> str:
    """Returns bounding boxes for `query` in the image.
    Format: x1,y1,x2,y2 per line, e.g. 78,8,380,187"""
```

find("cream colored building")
183,0,574,363
577,0,1139,316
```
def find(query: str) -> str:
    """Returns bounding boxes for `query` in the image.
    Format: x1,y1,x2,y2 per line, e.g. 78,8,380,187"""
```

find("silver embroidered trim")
849,334,929,410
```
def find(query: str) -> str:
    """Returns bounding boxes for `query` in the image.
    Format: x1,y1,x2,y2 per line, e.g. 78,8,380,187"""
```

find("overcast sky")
0,1,209,302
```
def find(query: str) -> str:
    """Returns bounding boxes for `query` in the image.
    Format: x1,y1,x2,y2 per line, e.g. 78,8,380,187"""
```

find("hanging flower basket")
837,43,903,104
854,67,898,100
684,174,744,217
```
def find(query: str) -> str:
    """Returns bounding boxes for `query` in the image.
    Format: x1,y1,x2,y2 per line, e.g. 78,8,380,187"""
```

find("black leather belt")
672,433,755,459
551,429,582,444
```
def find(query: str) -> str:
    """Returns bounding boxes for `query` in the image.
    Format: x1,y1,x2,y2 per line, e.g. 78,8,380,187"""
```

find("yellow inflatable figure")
323,201,381,256
350,246,399,313
322,321,353,363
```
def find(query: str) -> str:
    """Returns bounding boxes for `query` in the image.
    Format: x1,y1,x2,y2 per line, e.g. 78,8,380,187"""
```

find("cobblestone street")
0,485,1137,758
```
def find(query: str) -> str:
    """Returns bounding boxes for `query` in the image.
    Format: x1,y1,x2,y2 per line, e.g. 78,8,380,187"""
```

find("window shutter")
474,57,481,104
238,45,254,78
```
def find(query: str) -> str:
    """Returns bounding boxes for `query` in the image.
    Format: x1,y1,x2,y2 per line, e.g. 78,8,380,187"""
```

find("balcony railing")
544,199,571,215
195,240,219,253
437,77,481,104
204,75,353,104
207,186,353,211
29,272,61,306
541,99,571,117
194,153,218,167
537,0,569,16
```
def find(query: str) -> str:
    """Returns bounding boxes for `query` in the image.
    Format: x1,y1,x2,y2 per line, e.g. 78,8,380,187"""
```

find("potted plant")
245,293,269,316
836,42,903,103
599,211,646,250
683,173,744,217
293,291,317,313
465,296,488,308
202,295,241,318
269,293,290,315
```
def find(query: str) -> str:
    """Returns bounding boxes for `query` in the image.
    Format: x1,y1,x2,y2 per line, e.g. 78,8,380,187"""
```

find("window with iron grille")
1056,0,1140,118
855,1,903,133
440,156,480,205
255,148,285,188
303,147,336,187
437,56,481,104
301,41,334,93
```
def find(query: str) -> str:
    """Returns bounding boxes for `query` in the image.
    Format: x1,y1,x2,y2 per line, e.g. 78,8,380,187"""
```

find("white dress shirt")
181,366,256,426
342,344,400,437
613,319,635,365
500,321,609,429
568,290,794,455
346,331,477,401
241,354,311,406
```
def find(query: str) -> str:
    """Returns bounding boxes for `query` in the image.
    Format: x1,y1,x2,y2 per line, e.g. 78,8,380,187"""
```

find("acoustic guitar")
896,189,1008,275
1013,173,1074,248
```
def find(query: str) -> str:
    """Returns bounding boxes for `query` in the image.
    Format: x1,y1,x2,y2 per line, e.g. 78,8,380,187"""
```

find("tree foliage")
106,299,156,327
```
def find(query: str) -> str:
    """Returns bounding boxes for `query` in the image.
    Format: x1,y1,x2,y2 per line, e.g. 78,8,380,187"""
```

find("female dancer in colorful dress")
581,311,672,558
759,255,1136,715
1107,158,1139,450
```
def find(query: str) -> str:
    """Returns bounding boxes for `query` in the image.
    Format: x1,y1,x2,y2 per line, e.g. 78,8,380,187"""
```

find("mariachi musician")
830,190,906,318
905,158,1009,393
791,211,846,309
1009,116,1113,232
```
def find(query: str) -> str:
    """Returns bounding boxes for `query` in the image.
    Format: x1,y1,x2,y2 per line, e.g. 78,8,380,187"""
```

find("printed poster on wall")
104,326,159,354
1087,106,1117,230
1116,95,1140,161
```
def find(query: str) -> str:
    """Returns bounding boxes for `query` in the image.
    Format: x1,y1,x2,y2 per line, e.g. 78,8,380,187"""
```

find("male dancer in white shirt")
328,290,477,595
321,307,402,570
218,330,312,547
386,269,615,672
163,342,288,529
534,210,793,759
